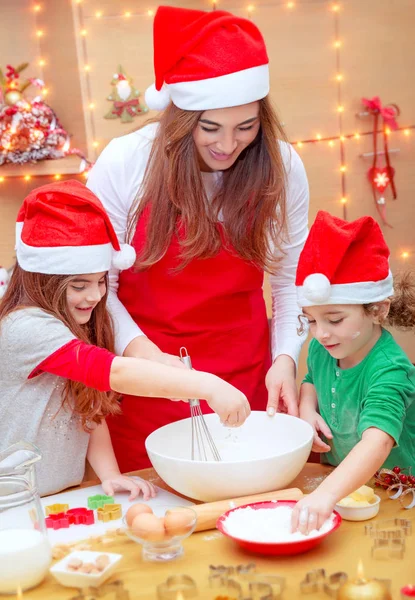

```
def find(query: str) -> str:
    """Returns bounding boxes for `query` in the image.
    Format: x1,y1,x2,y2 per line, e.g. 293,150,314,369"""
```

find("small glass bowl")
123,506,197,562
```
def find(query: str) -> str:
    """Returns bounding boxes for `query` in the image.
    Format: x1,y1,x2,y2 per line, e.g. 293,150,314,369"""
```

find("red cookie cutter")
45,512,70,530
67,507,95,526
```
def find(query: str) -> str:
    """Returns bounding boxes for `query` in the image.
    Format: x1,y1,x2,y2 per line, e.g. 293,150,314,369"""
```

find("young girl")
0,180,250,497
291,210,415,534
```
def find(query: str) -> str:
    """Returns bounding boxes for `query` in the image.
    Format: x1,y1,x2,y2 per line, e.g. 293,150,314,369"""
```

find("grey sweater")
0,308,89,496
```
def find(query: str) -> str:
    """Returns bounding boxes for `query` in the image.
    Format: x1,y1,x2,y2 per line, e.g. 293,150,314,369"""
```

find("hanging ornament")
104,65,148,123
361,96,400,226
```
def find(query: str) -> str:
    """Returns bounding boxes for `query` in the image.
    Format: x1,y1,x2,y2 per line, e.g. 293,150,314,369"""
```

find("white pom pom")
144,83,171,111
112,244,136,271
303,273,331,304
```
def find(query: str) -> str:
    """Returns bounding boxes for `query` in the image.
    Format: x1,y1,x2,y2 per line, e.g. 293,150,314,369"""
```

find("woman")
87,6,309,471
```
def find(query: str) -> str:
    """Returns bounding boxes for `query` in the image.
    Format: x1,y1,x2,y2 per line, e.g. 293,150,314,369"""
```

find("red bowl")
216,500,342,556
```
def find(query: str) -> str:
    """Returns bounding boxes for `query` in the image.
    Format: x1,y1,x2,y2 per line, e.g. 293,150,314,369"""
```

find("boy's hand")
300,407,332,452
291,489,337,535
101,474,157,501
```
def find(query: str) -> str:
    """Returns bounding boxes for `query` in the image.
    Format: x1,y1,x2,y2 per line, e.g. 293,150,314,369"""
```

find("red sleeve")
29,339,116,392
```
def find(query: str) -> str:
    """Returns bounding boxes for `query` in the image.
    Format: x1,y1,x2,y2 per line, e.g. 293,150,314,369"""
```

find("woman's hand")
291,489,337,535
300,407,332,452
101,473,157,501
265,355,298,417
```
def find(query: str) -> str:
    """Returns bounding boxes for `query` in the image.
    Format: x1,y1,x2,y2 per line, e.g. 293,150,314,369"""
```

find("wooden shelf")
0,155,87,177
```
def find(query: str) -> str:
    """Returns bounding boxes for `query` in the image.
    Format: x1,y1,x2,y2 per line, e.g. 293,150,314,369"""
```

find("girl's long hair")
127,96,288,272
0,265,120,430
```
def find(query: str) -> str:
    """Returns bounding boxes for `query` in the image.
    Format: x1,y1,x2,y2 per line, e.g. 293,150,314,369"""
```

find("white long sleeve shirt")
87,123,309,365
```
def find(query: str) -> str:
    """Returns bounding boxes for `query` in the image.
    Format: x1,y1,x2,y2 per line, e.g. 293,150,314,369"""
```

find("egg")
125,503,153,527
131,513,166,542
164,510,195,538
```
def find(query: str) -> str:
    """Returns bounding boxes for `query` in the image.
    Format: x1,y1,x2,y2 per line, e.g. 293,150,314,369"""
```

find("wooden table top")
23,463,414,599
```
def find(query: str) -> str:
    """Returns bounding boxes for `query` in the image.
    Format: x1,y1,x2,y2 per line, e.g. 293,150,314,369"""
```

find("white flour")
222,505,335,542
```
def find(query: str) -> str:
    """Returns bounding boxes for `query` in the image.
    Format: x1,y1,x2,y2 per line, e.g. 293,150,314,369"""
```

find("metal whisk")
180,347,221,462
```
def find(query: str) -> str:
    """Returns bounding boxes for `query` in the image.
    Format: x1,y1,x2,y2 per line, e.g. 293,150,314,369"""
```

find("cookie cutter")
249,575,285,599
300,569,348,596
209,574,243,599
45,503,69,515
157,575,198,599
365,518,412,538
371,537,405,559
69,580,130,599
87,494,114,509
209,565,284,599
67,507,95,526
247,582,273,600
97,503,122,522
45,512,70,530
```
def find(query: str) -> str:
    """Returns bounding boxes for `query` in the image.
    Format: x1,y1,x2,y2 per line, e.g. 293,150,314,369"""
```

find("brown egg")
131,513,166,542
125,503,153,527
164,510,195,538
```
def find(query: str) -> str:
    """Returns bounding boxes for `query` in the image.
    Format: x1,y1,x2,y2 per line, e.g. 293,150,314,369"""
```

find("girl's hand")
206,377,251,427
300,408,332,452
291,490,337,535
265,355,299,417
101,475,157,501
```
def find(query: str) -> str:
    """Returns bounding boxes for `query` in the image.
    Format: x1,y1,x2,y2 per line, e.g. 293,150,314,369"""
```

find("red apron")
108,209,271,471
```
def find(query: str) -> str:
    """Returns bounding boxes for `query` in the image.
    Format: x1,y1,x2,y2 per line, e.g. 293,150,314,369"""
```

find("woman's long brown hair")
127,96,288,272
0,265,120,430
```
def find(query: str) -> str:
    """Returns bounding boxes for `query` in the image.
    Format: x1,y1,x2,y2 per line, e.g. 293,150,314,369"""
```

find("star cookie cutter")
87,494,115,509
45,503,69,515
157,575,198,599
300,569,348,596
97,503,122,522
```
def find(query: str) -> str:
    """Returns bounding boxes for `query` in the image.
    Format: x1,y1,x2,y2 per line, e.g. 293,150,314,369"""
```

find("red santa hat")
15,180,136,275
296,211,393,307
145,6,269,111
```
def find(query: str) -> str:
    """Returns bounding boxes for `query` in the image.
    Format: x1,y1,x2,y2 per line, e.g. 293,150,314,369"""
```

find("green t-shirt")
303,329,415,469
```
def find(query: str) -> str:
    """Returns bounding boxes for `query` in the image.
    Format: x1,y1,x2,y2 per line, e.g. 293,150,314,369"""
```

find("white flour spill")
223,505,335,542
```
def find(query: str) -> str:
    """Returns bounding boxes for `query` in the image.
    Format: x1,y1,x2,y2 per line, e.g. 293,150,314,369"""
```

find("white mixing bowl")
145,411,313,502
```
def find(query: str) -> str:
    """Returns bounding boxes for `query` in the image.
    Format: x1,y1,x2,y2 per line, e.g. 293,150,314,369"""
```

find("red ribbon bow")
112,98,139,117
362,96,399,130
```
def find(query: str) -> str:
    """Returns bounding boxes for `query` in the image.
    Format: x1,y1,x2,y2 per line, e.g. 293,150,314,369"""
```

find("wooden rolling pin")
193,487,303,532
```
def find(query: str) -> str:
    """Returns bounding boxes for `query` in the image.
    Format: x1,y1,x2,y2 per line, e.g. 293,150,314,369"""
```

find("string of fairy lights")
0,1,413,260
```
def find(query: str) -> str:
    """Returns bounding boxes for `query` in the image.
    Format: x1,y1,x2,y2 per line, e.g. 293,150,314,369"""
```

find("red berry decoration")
393,466,401,474
399,474,408,484
384,475,393,486
408,476,415,486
